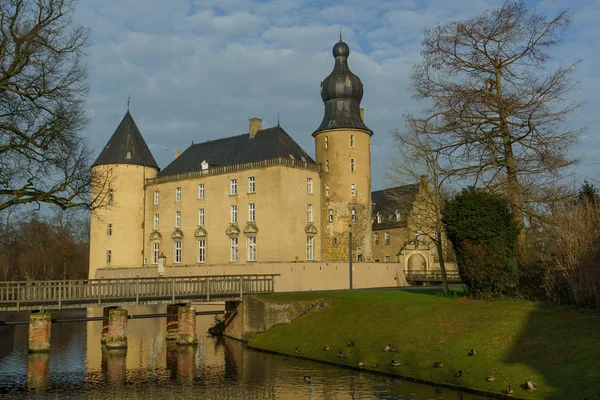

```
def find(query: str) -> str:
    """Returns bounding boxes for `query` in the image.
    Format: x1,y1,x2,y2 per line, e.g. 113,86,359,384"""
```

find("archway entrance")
407,253,426,273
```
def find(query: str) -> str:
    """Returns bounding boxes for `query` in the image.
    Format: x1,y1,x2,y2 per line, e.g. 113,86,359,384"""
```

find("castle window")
307,178,313,194
307,204,313,223
248,176,256,193
249,203,255,222
108,188,114,205
247,236,257,261
350,159,355,172
351,184,356,197
351,208,356,222
106,250,112,263
385,256,391,263
230,179,237,195
198,208,205,226
153,243,160,264
326,184,330,197
325,160,329,172
198,239,206,263
374,233,379,245
198,184,204,199
126,151,132,159
231,205,238,224
175,187,181,203
328,209,333,223
230,237,239,261
350,135,355,148
154,213,159,230
377,213,382,223
107,223,113,237
333,237,337,245
395,211,401,221
385,232,390,245
325,136,328,149
153,190,159,205
174,240,182,263
175,211,181,228
306,236,314,260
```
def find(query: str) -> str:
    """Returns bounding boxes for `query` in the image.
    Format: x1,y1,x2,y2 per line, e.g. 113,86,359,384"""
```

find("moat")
0,305,486,399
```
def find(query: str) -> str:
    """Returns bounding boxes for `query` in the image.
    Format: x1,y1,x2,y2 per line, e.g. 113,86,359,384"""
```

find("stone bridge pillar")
166,303,186,340
176,305,198,345
101,306,118,344
105,308,128,349
28,311,51,353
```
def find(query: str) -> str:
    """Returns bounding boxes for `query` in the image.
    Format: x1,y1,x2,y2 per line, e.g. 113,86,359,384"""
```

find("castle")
89,39,446,286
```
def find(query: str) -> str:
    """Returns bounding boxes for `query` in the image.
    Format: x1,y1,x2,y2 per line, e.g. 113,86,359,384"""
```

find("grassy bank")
249,289,600,399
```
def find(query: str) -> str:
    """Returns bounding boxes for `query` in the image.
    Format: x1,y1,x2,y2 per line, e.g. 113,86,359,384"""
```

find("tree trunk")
435,236,449,296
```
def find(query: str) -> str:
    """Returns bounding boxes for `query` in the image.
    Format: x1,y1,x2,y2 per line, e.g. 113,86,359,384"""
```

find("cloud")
75,0,600,190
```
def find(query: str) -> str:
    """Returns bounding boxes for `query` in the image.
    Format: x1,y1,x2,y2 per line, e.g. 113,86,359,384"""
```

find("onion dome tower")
89,110,159,278
314,37,373,262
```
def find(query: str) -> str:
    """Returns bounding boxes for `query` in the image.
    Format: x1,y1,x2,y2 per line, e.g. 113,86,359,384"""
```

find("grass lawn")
249,289,600,399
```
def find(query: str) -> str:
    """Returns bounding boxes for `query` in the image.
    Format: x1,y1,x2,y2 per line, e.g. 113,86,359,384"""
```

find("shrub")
443,188,520,298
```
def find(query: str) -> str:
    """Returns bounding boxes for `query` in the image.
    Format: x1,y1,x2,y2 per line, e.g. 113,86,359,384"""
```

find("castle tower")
89,111,159,278
314,38,373,261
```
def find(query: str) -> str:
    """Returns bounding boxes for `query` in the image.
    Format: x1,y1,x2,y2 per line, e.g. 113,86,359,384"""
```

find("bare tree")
388,127,453,295
409,1,581,242
0,0,98,212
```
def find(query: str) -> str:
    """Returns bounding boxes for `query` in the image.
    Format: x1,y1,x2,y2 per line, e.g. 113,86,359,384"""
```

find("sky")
74,0,600,191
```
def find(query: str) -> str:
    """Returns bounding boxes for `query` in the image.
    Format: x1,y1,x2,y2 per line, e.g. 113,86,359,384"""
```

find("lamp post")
349,224,353,290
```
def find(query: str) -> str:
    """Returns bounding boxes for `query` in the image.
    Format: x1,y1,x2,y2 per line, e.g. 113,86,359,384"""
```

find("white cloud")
75,0,600,190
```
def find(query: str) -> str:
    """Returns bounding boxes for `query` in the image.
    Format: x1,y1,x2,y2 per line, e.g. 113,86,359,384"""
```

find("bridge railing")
0,274,278,310
404,270,461,282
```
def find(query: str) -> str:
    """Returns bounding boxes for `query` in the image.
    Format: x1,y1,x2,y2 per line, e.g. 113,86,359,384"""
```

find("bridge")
0,274,277,312
404,270,462,284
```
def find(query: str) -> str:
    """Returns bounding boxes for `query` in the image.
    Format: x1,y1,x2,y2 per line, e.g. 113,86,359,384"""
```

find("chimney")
360,108,365,122
249,118,262,138
175,150,181,159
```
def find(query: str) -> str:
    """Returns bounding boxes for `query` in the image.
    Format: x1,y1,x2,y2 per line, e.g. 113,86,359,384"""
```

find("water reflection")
0,305,486,399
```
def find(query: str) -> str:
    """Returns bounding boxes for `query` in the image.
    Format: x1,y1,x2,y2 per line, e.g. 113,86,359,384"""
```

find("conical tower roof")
93,111,159,169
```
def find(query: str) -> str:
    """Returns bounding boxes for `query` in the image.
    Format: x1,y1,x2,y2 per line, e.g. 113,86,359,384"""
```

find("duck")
506,386,513,396
337,351,347,358
391,360,401,368
323,346,330,352
486,375,497,382
304,376,311,383
295,347,300,355
455,370,463,378
382,344,391,352
468,349,477,356
372,363,379,369
357,361,364,368
347,340,355,347
433,361,444,368
525,381,536,391
389,345,398,352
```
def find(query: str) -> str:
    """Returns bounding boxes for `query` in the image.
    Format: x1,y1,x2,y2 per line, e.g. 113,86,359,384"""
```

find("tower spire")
340,25,342,41
127,95,130,112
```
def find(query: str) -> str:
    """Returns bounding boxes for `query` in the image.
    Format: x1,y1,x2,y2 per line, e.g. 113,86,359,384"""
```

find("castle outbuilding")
89,39,451,284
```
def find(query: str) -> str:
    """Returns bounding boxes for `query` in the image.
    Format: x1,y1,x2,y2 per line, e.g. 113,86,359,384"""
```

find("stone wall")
224,296,334,341
95,261,409,292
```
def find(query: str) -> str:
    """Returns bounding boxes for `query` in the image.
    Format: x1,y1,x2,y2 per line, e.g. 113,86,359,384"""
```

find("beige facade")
315,128,372,261
143,161,321,269
89,164,158,278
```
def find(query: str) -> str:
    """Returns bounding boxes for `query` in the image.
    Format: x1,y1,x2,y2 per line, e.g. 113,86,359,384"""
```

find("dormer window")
201,160,209,170
395,211,401,221
377,213,382,224
289,154,295,160
125,151,132,159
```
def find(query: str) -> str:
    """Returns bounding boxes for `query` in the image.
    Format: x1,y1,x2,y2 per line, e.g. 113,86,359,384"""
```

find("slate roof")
371,184,419,230
158,126,315,177
93,111,158,169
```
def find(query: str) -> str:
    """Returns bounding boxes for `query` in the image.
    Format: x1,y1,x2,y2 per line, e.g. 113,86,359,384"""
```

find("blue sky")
74,0,599,190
